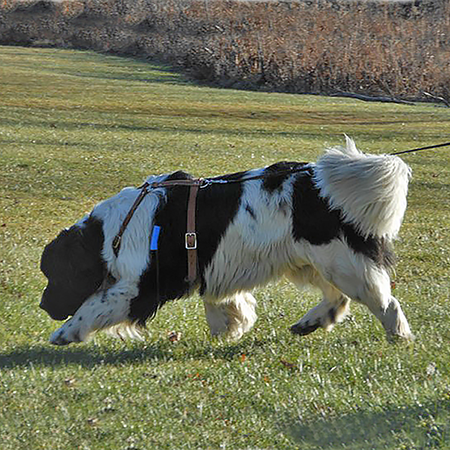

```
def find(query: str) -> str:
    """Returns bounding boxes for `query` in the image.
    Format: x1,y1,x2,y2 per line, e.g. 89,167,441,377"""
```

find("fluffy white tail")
314,136,411,240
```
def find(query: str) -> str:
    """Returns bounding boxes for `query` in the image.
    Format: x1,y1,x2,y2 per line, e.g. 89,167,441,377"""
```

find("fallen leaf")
167,330,181,343
87,417,98,426
64,377,76,387
280,359,296,369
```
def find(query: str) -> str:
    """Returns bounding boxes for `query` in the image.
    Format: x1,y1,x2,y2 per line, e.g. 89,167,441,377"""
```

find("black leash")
200,163,310,188
391,141,450,156
204,140,450,186
202,139,450,186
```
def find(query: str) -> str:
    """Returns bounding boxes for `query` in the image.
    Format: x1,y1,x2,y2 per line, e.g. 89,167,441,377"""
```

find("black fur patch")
290,321,320,336
292,170,396,268
262,161,307,193
129,170,244,324
40,216,106,320
342,224,396,269
291,169,342,245
328,307,337,324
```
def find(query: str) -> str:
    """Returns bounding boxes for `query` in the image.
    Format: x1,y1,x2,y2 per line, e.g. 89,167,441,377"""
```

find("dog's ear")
40,218,106,320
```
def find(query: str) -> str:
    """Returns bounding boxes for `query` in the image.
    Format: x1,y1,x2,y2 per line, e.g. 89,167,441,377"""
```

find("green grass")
1,45,450,450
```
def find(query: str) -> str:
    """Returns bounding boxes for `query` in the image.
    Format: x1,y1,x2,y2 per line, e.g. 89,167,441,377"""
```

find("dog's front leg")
50,280,138,345
203,292,258,340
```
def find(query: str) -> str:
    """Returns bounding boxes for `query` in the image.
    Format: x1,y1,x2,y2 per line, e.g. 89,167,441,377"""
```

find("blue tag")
150,225,161,251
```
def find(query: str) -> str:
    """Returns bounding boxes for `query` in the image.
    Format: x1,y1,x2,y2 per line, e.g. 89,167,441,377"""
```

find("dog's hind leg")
290,295,350,336
341,267,413,341
307,244,413,341
203,292,257,340
49,279,138,345
287,266,350,336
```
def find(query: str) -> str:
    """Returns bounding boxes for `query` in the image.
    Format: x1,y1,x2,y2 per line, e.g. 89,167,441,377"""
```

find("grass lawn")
1,45,450,450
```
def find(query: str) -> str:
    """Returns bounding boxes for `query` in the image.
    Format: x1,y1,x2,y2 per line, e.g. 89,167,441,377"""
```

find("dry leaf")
280,359,296,369
167,330,181,343
64,377,76,387
87,417,98,426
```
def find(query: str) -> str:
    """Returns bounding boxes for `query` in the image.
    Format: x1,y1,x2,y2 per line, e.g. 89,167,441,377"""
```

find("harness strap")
149,179,204,188
112,178,203,287
112,182,150,257
185,179,202,287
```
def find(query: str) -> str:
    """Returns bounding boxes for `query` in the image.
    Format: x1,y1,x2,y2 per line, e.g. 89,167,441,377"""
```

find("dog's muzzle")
39,293,70,321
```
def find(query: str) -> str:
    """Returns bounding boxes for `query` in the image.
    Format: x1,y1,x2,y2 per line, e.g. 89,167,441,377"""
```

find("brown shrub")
0,0,449,103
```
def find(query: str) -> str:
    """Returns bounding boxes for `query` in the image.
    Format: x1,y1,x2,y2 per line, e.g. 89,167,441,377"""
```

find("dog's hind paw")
386,331,415,343
290,321,320,336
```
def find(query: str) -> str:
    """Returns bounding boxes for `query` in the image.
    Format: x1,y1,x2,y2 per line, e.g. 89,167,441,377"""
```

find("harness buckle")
185,232,197,250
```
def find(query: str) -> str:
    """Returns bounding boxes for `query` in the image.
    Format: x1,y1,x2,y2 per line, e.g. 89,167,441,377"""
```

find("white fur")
294,239,412,339
204,292,257,340
94,174,169,280
202,173,297,299
286,265,351,333
50,280,139,344
314,136,411,239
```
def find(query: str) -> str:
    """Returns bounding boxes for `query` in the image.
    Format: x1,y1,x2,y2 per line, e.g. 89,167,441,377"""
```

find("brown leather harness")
112,178,205,287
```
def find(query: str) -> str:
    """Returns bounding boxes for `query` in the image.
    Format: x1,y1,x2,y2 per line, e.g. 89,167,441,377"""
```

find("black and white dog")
40,137,413,345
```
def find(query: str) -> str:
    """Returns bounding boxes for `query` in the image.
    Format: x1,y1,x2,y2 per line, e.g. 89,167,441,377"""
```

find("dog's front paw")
50,320,83,345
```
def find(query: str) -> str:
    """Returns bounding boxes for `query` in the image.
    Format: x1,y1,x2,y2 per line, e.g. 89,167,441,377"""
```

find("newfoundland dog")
40,137,412,345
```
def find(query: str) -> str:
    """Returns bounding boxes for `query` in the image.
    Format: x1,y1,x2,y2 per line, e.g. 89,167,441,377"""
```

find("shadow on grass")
0,338,265,369
0,344,165,369
0,116,317,139
286,398,450,449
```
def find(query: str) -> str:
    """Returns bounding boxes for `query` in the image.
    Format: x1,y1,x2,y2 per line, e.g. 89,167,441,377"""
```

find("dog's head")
40,217,106,320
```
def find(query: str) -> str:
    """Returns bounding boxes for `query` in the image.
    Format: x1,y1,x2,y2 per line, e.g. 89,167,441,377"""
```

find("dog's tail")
314,136,411,240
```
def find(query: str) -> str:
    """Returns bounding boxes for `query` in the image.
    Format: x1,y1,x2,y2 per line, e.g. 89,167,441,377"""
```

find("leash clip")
199,179,211,189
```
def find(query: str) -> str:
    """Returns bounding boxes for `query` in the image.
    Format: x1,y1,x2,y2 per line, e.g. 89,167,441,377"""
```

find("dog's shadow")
0,338,264,369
